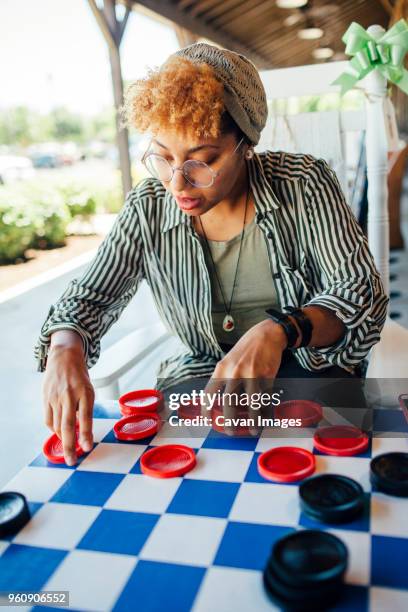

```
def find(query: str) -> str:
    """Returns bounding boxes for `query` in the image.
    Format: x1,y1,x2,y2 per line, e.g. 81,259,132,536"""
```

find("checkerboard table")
1,401,407,612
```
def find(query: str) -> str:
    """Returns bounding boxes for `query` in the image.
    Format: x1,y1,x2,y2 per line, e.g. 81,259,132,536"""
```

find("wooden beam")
390,0,408,23
89,0,132,197
377,0,394,16
88,0,115,51
134,0,271,68
174,23,200,48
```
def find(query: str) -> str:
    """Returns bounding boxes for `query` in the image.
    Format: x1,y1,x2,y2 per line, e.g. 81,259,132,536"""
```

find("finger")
44,402,54,432
53,403,63,440
246,377,263,436
201,374,225,418
78,393,94,452
61,396,78,466
222,377,242,436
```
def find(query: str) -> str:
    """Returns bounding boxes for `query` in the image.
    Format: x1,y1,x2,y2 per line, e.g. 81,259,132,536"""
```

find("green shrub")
0,185,70,262
19,185,69,249
57,184,97,219
0,191,36,263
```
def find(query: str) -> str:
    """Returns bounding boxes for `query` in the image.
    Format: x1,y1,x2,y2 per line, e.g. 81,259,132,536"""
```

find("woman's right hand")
42,330,95,465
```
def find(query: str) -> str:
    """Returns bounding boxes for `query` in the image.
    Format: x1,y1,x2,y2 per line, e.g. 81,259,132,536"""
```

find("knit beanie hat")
171,42,268,146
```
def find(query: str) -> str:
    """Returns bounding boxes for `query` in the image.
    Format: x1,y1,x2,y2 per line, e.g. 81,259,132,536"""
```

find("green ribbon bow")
331,18,408,95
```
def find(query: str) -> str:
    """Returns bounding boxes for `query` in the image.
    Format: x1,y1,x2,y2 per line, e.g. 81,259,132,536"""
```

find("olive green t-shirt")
198,217,278,347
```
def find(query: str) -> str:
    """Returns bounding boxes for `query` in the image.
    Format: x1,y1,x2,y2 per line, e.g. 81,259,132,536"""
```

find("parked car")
29,152,64,169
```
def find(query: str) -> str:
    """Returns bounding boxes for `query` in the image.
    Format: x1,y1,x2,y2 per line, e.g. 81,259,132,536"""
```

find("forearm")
287,306,346,349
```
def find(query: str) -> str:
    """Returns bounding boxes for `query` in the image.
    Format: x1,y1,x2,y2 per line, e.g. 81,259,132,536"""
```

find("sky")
0,0,179,115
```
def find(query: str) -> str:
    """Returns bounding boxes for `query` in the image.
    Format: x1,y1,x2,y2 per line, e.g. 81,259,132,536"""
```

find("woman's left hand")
202,319,287,434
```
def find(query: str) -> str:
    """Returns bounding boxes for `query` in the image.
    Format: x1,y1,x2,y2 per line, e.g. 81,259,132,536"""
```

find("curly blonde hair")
121,55,245,142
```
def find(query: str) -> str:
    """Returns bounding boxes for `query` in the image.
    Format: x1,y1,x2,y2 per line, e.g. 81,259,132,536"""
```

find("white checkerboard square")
185,448,253,482
92,419,117,443
77,443,146,474
192,566,275,612
140,514,226,566
372,437,408,456
105,473,182,514
328,529,370,585
255,428,315,453
149,420,209,447
45,549,137,611
370,587,408,612
0,541,9,555
371,492,408,537
13,503,100,550
229,482,300,526
1,466,72,502
314,455,371,491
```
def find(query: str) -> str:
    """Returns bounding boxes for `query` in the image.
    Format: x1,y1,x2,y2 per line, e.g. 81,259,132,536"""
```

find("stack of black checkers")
370,452,408,497
263,530,348,611
0,492,30,537
299,474,365,523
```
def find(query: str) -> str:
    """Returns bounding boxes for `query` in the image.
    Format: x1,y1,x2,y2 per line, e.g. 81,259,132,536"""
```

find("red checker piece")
313,425,369,456
258,446,316,483
43,432,85,464
114,413,161,441
119,389,164,416
140,444,196,478
274,400,323,427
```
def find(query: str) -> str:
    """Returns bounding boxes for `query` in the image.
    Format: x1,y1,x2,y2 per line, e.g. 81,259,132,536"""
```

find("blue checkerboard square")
113,560,205,612
202,429,259,451
167,479,239,518
0,544,66,591
331,584,368,611
373,409,408,433
50,471,125,506
214,522,294,570
77,509,159,556
371,535,408,589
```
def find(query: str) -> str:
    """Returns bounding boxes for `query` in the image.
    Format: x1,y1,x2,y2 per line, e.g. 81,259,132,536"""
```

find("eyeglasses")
141,137,244,188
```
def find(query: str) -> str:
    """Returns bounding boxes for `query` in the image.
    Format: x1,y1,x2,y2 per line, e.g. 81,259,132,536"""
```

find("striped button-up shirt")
34,151,389,391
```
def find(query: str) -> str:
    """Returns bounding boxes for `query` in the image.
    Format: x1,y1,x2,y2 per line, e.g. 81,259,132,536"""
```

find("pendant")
222,314,235,332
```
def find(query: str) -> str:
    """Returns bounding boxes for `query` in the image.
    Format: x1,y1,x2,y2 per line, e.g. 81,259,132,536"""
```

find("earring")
245,149,254,159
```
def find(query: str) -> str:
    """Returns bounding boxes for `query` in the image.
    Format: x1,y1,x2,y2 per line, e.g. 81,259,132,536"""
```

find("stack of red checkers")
258,447,316,483
43,431,85,464
274,400,323,427
113,413,161,441
313,425,369,456
140,444,196,478
119,389,164,416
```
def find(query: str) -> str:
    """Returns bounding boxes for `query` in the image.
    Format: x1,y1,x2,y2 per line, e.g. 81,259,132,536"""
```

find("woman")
36,43,388,464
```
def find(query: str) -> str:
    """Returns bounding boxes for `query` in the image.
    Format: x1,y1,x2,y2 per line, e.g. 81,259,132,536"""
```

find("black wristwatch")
284,306,313,347
265,308,300,349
